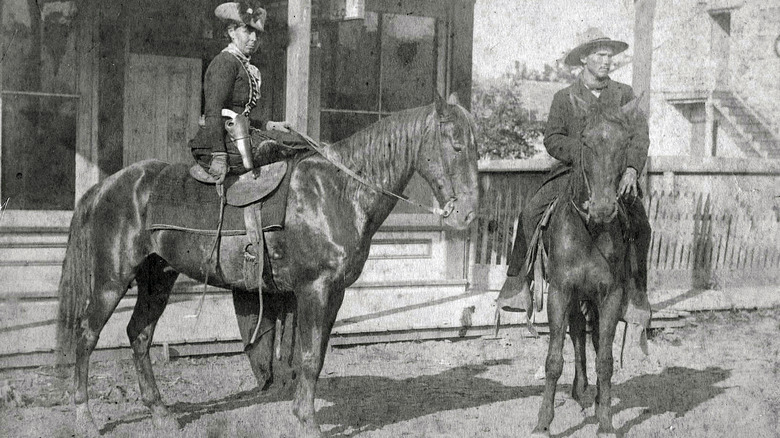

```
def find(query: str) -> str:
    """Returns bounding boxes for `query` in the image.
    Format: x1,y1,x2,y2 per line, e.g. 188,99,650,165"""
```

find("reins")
289,110,459,218
570,143,594,223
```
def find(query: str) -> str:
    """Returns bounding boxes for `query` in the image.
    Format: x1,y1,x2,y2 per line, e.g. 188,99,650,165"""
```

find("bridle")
570,137,623,225
570,142,595,223
290,106,469,218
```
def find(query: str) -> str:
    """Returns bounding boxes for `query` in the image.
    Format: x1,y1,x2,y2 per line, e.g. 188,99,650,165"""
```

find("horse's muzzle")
441,198,477,230
589,199,618,224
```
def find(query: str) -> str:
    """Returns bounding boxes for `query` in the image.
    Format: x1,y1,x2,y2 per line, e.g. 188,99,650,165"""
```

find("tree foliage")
471,57,633,159
471,61,571,159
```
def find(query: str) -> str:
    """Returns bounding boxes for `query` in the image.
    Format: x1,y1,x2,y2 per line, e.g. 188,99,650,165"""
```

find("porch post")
632,0,656,115
286,0,312,131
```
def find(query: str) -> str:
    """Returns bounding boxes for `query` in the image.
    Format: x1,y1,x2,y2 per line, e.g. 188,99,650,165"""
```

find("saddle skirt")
146,161,294,235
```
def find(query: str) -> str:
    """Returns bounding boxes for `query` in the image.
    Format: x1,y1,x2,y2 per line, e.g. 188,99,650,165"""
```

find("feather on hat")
215,1,267,32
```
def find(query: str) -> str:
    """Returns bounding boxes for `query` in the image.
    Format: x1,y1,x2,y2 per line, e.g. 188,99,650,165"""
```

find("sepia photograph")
1,0,778,436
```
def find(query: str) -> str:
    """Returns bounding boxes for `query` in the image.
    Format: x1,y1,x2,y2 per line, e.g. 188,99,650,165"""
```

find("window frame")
311,1,453,218
0,0,96,227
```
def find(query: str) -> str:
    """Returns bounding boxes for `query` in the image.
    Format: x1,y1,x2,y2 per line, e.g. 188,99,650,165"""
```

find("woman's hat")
564,28,628,66
215,1,267,32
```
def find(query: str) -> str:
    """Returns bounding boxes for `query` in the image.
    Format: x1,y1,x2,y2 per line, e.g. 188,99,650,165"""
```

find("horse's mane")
328,105,435,191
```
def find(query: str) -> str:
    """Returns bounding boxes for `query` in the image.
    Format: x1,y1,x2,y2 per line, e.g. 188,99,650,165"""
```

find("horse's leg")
292,284,345,437
532,287,571,437
126,254,178,430
569,302,588,406
591,306,601,355
232,289,277,390
594,289,622,437
589,306,601,416
73,284,128,437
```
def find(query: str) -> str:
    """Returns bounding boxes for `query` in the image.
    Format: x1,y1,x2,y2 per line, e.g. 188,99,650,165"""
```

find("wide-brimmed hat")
215,1,267,32
564,27,628,66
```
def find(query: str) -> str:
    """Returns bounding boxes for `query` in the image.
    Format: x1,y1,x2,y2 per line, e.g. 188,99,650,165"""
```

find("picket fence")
470,170,780,291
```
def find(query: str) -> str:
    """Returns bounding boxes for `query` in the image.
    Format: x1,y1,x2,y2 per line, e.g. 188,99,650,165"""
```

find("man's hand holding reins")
618,167,638,199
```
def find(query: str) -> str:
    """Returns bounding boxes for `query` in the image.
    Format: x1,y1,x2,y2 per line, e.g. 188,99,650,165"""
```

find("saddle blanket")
146,162,294,235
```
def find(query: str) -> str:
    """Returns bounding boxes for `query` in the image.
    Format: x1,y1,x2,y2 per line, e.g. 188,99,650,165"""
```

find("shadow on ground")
100,362,730,437
552,366,731,438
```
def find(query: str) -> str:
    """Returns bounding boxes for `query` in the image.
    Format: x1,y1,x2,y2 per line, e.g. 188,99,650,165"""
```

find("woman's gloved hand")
208,152,228,184
266,120,292,133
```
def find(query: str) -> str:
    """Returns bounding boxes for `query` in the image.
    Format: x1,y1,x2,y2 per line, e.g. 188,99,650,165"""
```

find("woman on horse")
190,1,291,184
498,28,653,330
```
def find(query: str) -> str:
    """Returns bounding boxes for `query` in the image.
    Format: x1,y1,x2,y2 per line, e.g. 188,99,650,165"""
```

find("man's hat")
215,1,267,32
564,27,628,66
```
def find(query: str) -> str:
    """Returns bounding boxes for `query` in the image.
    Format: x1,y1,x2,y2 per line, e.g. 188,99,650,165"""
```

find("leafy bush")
472,77,545,160
472,61,582,160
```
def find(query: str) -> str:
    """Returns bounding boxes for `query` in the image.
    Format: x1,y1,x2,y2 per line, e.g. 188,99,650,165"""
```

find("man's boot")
623,278,652,330
497,273,533,314
497,215,533,314
622,240,652,330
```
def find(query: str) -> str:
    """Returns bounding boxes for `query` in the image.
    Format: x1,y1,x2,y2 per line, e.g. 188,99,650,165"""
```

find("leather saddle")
189,161,287,207
189,161,288,297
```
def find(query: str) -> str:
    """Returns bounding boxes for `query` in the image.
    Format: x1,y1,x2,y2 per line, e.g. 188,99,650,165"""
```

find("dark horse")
56,94,478,437
531,94,645,437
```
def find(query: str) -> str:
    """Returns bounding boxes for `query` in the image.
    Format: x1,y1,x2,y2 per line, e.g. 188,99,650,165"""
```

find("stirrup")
190,164,219,184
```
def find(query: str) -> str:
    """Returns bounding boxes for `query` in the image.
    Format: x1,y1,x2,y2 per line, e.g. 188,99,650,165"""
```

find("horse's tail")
55,185,99,367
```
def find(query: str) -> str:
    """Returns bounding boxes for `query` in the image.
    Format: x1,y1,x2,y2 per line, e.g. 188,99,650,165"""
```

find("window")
319,12,439,142
1,0,79,210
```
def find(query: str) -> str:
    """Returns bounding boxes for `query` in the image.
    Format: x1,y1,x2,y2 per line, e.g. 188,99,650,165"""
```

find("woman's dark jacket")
189,51,265,169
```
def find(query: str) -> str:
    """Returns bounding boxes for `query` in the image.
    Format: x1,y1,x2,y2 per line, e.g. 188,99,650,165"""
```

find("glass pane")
320,111,379,144
321,12,380,112
2,0,79,93
1,94,77,210
380,14,436,112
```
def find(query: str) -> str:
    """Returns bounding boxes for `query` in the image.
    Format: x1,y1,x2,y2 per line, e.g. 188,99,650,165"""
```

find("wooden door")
123,54,201,166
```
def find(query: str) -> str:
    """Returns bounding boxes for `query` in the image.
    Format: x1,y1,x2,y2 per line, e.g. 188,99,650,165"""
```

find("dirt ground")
1,308,779,438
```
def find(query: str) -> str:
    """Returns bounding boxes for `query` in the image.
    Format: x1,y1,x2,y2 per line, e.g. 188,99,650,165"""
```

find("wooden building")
0,0,477,366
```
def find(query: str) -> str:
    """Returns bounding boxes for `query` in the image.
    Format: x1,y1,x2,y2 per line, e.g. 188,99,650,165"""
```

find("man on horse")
498,28,652,330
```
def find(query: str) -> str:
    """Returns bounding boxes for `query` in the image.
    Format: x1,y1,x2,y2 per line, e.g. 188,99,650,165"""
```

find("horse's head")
571,93,645,225
416,93,479,230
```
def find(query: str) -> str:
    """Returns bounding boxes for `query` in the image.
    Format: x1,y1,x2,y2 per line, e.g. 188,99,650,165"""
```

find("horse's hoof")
597,425,617,438
150,405,179,431
296,421,323,438
75,404,101,437
152,414,179,431
530,426,551,437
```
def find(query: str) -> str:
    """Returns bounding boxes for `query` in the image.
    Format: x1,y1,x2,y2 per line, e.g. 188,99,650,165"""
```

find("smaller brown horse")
531,95,645,437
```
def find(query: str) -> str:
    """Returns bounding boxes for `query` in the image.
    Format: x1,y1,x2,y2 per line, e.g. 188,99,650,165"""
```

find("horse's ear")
446,92,460,106
569,92,590,118
621,92,647,120
435,94,454,119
